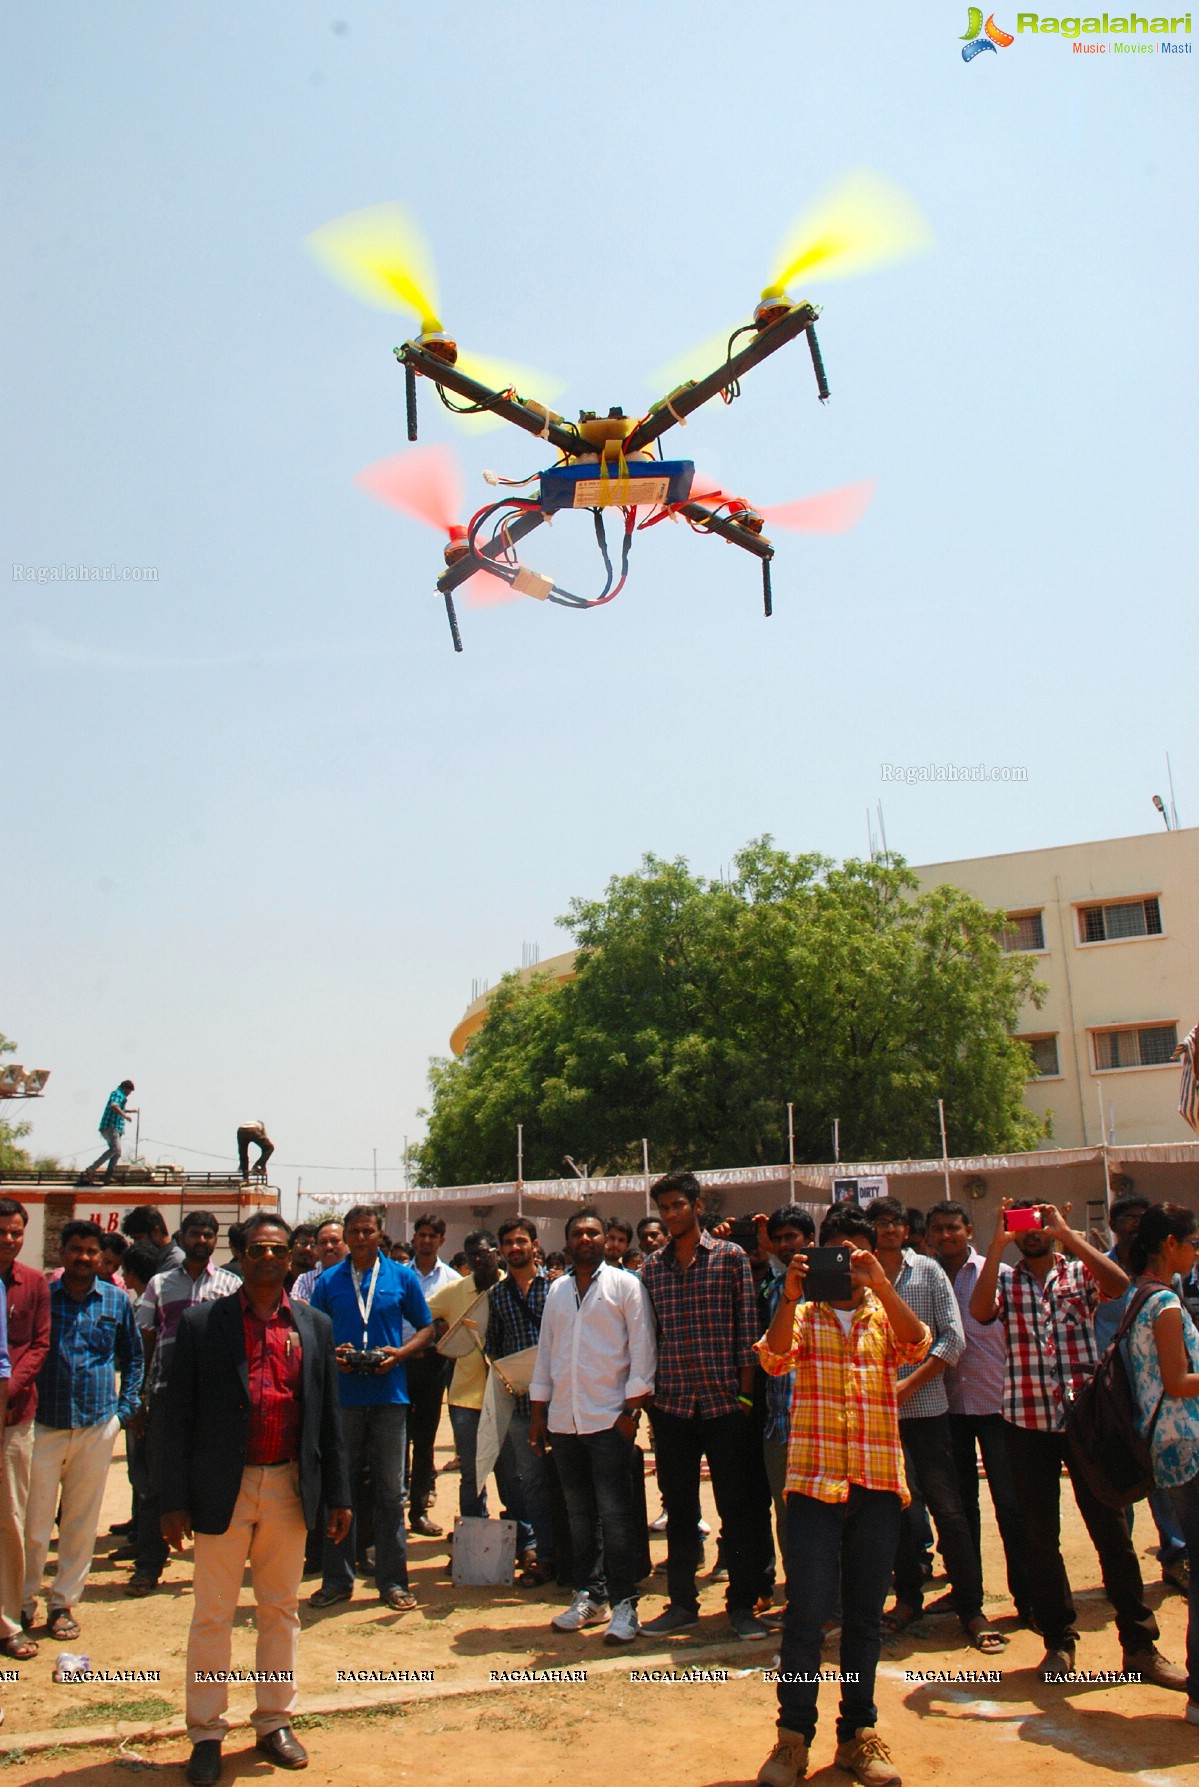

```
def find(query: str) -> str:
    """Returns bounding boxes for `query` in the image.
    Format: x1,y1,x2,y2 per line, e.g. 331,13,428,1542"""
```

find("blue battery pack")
539,460,694,512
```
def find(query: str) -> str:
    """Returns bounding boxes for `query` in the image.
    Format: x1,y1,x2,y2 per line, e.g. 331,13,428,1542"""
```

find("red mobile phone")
1003,1206,1044,1233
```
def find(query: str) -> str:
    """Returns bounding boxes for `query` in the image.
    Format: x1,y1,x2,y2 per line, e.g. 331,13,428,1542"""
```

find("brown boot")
1123,1646,1188,1692
756,1728,809,1786
833,1727,901,1787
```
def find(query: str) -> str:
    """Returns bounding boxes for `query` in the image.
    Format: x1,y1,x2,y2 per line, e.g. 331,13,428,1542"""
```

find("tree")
0,1032,60,1175
416,841,1048,1186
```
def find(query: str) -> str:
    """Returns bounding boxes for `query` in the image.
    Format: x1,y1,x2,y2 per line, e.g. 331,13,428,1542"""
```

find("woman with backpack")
1127,1203,1199,1724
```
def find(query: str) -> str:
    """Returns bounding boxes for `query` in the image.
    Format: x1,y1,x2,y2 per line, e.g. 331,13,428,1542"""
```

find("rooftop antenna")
1167,753,1180,829
877,802,890,866
866,807,877,861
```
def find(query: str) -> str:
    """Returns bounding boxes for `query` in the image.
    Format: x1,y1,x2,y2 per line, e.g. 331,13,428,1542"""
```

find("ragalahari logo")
962,8,1016,56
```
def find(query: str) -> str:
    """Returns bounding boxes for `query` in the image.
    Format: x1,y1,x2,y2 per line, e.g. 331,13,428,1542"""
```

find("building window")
1019,1034,1060,1078
1002,911,1046,952
1077,896,1163,945
1092,1023,1178,1071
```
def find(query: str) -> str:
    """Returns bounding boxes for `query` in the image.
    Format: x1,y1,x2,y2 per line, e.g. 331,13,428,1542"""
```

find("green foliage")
416,841,1048,1186
0,1031,60,1174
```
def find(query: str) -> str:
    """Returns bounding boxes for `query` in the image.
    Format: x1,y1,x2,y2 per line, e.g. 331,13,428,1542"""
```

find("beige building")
449,827,1199,1152
914,827,1199,1149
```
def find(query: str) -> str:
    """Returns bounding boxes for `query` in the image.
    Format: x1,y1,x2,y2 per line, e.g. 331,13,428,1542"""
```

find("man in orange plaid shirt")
753,1204,930,1787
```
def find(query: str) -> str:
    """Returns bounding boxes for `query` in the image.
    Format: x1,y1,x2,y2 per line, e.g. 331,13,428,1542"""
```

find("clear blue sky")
4,3,1195,1201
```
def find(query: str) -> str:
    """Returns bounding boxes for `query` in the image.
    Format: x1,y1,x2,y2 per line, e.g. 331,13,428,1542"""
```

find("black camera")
343,1348,388,1375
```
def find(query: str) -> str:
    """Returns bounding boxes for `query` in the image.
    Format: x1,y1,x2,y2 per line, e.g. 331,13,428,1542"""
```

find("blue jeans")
494,1409,555,1564
322,1404,410,1596
1167,1475,1199,1699
550,1424,639,1608
448,1404,488,1518
1127,1486,1188,1566
777,1487,902,1743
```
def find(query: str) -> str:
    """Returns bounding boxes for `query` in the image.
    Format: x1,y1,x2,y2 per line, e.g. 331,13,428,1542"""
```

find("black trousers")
649,1408,759,1616
1003,1420,1158,1654
948,1411,1033,1615
405,1353,448,1518
893,1413,984,1622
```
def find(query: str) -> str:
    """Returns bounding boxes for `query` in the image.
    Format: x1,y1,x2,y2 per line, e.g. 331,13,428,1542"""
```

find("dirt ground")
2,1425,1198,1785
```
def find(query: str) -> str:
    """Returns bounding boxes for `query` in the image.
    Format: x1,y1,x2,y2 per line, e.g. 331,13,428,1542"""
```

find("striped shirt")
755,1291,931,1505
137,1260,242,1395
760,1272,795,1445
641,1229,758,1420
943,1250,1009,1417
37,1277,143,1429
992,1254,1099,1432
892,1249,965,1421
485,1269,549,1417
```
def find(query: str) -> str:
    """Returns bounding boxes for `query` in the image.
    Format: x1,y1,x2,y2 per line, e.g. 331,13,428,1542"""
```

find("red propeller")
353,446,518,607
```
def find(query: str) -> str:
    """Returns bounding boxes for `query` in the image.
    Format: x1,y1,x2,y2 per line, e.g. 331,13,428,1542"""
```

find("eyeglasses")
245,1242,291,1259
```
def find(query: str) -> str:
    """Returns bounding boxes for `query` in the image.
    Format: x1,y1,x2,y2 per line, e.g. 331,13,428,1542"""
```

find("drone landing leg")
807,327,830,402
443,590,463,653
762,558,773,618
405,361,419,441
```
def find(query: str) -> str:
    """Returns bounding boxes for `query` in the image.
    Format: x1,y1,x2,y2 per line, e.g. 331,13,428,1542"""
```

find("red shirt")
239,1288,302,1465
3,1261,51,1426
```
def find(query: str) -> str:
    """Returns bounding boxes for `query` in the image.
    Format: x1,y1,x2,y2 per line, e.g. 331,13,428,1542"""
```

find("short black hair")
315,1218,343,1239
181,1209,219,1237
227,1221,248,1256
544,1250,567,1271
119,1079,135,1092
926,1200,972,1227
123,1241,162,1287
565,1207,604,1241
290,1223,318,1244
61,1219,105,1250
413,1211,447,1239
651,1170,702,1207
605,1219,634,1244
242,1210,292,1246
122,1204,170,1242
820,1205,874,1247
498,1217,538,1244
343,1204,385,1232
102,1231,129,1259
0,1197,29,1225
636,1215,663,1243
767,1204,816,1241
1110,1193,1152,1225
906,1207,927,1238
449,1251,468,1271
864,1196,908,1228
464,1229,498,1252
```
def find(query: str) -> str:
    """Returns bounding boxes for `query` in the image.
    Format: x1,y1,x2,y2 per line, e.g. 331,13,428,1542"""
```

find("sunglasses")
245,1242,291,1260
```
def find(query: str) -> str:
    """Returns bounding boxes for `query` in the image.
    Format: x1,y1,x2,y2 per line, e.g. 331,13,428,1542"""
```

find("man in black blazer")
161,1213,351,1785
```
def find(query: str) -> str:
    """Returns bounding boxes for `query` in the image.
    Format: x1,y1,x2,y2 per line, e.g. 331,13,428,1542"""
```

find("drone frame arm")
627,302,821,456
396,341,582,459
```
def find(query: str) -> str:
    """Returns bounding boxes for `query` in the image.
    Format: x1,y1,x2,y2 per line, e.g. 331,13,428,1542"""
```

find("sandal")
380,1588,417,1612
307,1586,351,1609
965,1617,1008,1654
881,1602,921,1635
124,1573,159,1598
47,1609,81,1641
0,1634,38,1660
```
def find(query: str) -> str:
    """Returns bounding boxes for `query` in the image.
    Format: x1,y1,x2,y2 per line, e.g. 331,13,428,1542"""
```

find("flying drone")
308,172,930,653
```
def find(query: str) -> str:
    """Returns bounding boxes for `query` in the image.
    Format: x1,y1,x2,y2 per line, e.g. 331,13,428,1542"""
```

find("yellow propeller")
306,202,563,428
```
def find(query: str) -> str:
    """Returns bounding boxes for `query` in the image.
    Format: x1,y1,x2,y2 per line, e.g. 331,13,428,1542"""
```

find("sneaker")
729,1608,771,1642
697,1518,711,1537
649,1510,669,1532
603,1598,641,1645
1123,1646,1188,1692
1185,1700,1199,1725
1039,1647,1075,1682
756,1728,809,1787
833,1727,901,1787
1162,1556,1191,1594
640,1603,699,1637
551,1594,609,1632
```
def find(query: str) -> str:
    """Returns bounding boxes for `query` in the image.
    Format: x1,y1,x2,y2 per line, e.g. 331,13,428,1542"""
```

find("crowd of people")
1,1177,1198,1785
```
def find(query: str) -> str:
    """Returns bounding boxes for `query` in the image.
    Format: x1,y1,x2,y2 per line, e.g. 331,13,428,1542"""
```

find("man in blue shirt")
309,1204,434,1612
23,1220,142,1638
81,1080,137,1186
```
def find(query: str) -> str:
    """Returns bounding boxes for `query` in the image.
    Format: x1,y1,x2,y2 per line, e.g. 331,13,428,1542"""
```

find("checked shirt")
755,1291,930,1505
993,1253,1100,1433
640,1228,758,1420
485,1269,549,1417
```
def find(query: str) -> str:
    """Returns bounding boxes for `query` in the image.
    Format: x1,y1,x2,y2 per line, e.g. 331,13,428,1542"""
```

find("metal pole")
642,1137,651,1217
937,1099,952,1200
787,1102,795,1199
517,1124,523,1217
833,1118,840,1164
372,1147,377,1196
403,1132,411,1243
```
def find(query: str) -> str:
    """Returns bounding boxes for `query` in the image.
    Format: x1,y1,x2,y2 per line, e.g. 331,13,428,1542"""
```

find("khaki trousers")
23,1416,120,1612
186,1463,308,1743
0,1419,35,1637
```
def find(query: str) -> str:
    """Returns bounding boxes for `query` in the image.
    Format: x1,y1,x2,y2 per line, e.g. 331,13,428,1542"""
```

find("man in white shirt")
290,1221,346,1304
405,1213,459,1536
529,1208,656,1646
